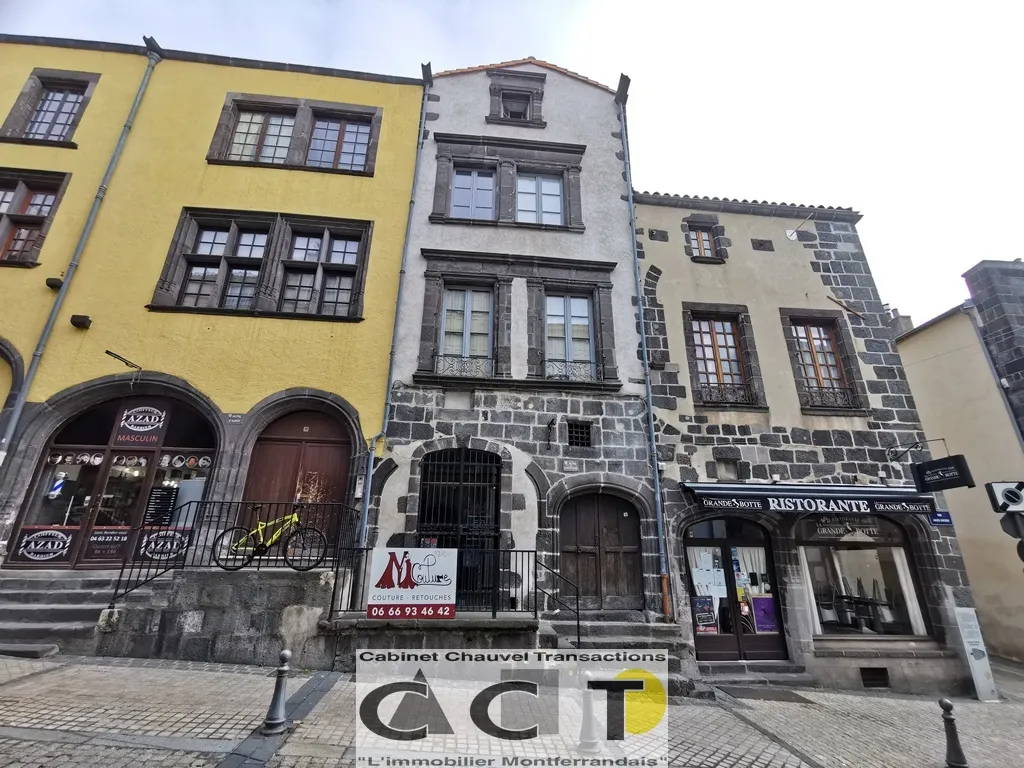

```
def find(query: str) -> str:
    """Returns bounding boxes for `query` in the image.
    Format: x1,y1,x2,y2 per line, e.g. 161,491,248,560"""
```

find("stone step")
0,588,113,605
0,642,60,659
0,621,97,644
549,620,681,638
542,610,646,623
0,575,119,592
699,661,806,676
0,603,107,623
705,672,818,688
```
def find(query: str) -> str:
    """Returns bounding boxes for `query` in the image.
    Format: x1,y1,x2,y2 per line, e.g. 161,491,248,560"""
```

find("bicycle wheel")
283,527,328,571
212,526,259,571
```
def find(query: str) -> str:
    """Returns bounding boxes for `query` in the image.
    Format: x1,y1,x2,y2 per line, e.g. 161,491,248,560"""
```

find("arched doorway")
243,411,353,543
9,397,217,568
684,517,786,661
417,447,501,610
560,494,643,611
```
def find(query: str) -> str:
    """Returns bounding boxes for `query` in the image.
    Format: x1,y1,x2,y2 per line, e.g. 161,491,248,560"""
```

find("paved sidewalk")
1,653,1023,767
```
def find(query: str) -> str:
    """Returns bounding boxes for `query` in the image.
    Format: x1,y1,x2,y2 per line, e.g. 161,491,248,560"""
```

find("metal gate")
418,448,501,610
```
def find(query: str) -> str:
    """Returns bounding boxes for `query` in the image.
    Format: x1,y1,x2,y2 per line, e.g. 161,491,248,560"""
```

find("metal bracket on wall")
885,436,949,462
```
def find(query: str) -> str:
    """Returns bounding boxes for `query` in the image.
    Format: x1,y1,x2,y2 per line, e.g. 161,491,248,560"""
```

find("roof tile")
435,57,615,93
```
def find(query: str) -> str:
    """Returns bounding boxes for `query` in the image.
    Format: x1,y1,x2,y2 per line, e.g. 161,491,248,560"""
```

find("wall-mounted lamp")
45,277,63,291
70,315,92,329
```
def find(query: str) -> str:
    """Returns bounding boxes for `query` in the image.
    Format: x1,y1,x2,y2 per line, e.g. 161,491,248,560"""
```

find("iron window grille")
545,294,597,381
566,421,592,448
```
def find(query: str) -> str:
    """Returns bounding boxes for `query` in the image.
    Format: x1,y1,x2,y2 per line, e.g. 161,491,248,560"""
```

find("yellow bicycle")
212,510,327,571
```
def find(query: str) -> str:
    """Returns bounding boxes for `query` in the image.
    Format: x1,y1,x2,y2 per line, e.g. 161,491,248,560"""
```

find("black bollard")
261,649,292,735
939,698,968,768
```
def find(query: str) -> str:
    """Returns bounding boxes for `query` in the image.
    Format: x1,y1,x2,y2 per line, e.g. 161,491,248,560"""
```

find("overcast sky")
2,0,1020,324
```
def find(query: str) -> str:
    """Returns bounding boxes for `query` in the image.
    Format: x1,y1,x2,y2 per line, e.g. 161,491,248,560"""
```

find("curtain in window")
468,291,490,357
443,289,466,356
570,297,592,363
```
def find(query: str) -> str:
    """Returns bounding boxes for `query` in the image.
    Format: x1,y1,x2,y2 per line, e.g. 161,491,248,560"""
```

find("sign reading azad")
911,455,975,493
367,548,457,620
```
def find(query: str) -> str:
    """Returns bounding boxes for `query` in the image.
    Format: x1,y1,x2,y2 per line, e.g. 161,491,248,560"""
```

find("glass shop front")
5,397,216,568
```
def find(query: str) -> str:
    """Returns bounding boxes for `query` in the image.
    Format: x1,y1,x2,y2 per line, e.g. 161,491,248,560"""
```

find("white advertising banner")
953,606,999,702
366,548,457,619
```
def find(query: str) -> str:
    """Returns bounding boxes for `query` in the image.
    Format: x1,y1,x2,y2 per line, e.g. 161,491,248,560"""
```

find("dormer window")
501,92,531,121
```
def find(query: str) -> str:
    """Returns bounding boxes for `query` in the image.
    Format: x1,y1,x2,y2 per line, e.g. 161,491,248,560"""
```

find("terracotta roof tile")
435,57,615,93
634,191,861,222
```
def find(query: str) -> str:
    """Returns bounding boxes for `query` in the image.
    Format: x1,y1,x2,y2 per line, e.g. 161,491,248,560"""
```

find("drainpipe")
615,76,671,622
356,64,433,548
963,302,1024,454
0,39,164,467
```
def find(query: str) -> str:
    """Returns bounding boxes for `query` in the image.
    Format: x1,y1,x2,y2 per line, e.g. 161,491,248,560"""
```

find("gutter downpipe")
615,76,671,622
356,63,433,549
0,38,164,468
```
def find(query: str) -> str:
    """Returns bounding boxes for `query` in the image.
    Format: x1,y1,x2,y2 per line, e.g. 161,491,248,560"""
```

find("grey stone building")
371,59,673,642
634,193,975,693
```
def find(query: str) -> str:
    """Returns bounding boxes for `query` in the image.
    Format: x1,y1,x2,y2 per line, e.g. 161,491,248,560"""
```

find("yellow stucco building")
0,35,423,568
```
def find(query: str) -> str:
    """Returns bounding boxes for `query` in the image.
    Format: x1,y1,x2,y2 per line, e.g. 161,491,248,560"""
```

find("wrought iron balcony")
434,355,493,377
801,386,857,409
698,382,760,406
545,359,598,382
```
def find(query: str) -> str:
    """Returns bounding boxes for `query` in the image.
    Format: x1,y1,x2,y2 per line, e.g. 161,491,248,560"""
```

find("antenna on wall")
785,211,815,241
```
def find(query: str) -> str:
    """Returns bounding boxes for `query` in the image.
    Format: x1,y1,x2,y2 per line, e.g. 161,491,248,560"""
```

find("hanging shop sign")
911,455,975,493
112,401,169,447
132,528,192,562
692,492,935,515
81,527,130,561
366,548,457,620
8,526,76,564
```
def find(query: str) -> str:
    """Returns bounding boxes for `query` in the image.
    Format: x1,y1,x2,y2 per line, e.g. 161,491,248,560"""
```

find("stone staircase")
546,613,711,698
698,660,817,688
0,570,121,657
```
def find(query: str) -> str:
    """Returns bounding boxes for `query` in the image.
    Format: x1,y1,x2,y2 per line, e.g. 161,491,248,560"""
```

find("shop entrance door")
684,518,787,661
560,494,644,611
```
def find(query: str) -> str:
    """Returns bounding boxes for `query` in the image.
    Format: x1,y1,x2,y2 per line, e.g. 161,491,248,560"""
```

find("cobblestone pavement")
4,654,1024,767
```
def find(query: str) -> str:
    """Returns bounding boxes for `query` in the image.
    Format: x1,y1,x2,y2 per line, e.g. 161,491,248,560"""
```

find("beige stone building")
896,259,1024,662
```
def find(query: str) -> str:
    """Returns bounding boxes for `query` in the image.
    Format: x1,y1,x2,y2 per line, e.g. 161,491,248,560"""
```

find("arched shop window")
10,397,217,566
797,515,928,636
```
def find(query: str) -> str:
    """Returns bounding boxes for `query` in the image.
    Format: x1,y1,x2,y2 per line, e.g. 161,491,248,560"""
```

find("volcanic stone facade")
635,193,973,692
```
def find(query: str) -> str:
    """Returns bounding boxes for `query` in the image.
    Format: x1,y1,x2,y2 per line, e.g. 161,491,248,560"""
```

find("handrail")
536,559,581,649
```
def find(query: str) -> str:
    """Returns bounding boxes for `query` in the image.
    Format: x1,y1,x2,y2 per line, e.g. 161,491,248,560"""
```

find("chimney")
889,307,914,336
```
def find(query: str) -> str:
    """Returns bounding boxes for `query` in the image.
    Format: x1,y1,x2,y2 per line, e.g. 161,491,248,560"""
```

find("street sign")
929,510,953,526
366,548,457,620
911,455,975,493
985,481,1024,513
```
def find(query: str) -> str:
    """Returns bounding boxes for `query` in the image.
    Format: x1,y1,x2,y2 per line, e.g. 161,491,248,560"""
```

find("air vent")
566,420,592,448
860,667,890,689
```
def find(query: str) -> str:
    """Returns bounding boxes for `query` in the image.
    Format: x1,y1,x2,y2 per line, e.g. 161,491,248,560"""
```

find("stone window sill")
412,372,621,393
485,115,547,129
427,214,585,233
800,406,871,417
206,157,374,178
694,402,769,413
146,304,364,323
0,136,78,150
690,255,726,265
0,260,41,269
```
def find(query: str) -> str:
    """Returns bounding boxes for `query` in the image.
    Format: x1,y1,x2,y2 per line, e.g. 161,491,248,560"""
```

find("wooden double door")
243,411,352,543
560,494,644,611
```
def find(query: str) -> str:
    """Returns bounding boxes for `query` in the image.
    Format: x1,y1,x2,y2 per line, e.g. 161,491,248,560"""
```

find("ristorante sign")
697,494,935,514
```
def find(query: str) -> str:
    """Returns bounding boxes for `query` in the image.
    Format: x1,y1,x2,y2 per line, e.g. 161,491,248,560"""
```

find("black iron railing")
698,382,760,406
327,547,537,620
110,500,360,606
801,386,857,409
545,359,597,382
434,355,493,377
536,559,581,649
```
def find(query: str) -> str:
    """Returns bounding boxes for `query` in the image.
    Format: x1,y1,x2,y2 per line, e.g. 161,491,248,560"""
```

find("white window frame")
545,293,596,379
439,287,494,364
450,169,495,220
516,173,564,225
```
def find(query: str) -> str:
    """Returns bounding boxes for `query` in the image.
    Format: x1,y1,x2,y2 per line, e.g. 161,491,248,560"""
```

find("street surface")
0,654,1023,767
